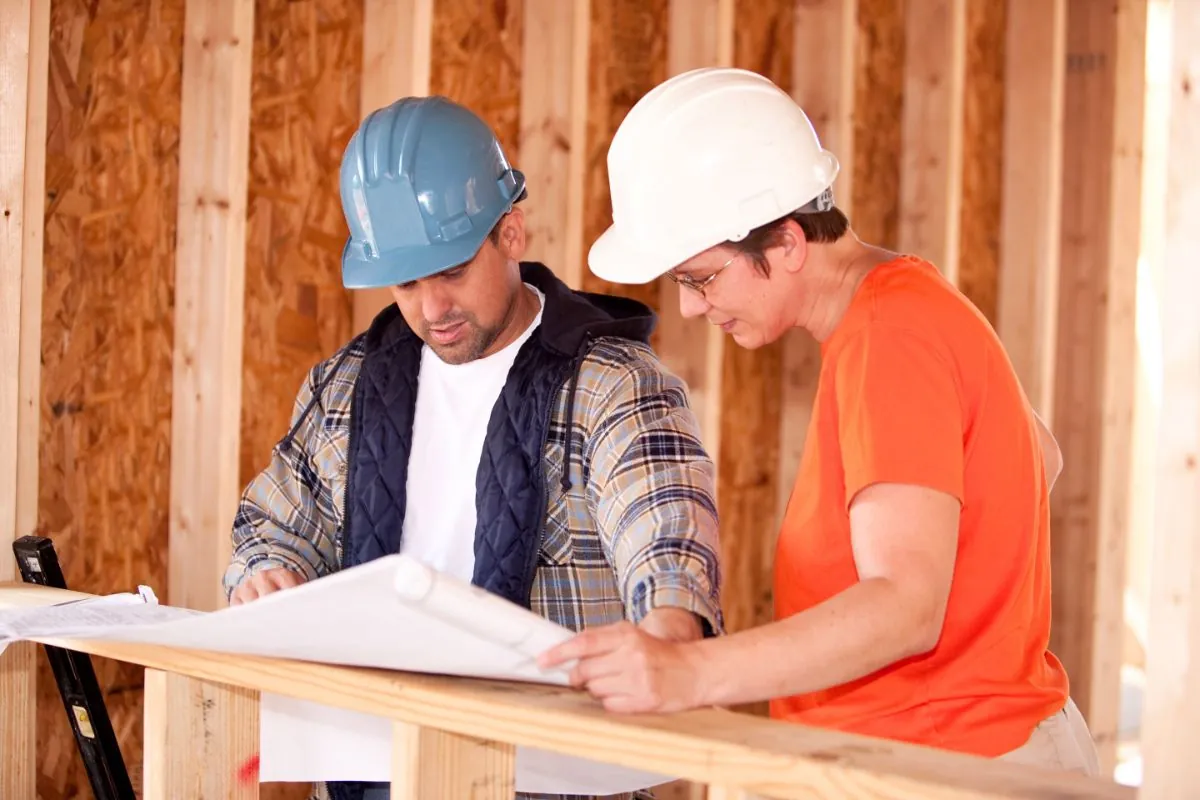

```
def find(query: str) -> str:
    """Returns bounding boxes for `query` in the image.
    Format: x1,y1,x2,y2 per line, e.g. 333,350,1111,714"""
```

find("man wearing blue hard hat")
222,96,724,800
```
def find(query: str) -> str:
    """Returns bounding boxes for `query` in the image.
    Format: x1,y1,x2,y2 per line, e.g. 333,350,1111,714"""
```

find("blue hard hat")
338,96,526,289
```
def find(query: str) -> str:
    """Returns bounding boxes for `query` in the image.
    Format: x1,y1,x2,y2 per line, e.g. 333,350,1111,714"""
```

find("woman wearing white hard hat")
539,67,1099,774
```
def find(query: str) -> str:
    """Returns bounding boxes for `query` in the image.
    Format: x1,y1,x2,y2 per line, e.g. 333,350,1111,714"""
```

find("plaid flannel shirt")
224,333,724,799
224,333,723,632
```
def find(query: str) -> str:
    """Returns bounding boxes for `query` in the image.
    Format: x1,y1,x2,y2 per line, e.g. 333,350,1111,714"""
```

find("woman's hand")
537,620,708,713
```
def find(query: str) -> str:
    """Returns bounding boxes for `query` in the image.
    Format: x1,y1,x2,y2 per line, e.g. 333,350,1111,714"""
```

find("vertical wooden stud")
0,0,49,795
897,0,967,282
1141,1,1200,795
168,0,256,612
390,722,515,800
143,669,259,799
518,0,590,289
997,0,1067,421
1051,0,1148,772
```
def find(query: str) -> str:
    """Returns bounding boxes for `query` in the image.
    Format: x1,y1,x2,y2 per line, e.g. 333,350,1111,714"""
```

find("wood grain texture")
169,0,255,614
1050,0,1145,773
39,1,186,795
957,0,1005,322
1,0,48,794
851,0,904,248
517,0,589,289
1142,3,1200,795
0,620,1132,800
240,0,360,493
897,0,967,280
143,668,260,800
581,0,669,311
391,722,516,799
430,0,524,160
0,642,36,800
996,0,1066,421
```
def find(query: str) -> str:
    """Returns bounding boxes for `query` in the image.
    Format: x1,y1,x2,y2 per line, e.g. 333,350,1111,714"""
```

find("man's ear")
496,207,527,261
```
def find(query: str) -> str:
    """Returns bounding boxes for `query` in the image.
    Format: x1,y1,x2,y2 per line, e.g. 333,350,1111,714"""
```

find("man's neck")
479,283,541,358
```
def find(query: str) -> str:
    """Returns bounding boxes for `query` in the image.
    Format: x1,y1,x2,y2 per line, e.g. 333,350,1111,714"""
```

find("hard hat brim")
342,232,486,290
587,223,680,286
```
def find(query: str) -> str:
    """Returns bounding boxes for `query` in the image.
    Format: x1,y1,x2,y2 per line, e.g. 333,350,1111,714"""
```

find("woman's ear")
778,218,808,275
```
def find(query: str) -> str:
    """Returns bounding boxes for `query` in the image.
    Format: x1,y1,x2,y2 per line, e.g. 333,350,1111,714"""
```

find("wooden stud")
778,0,857,523
168,0,256,612
897,0,967,282
143,668,260,800
0,642,36,800
391,722,516,799
1141,0,1199,795
518,0,590,290
997,0,1066,421
0,1,48,796
351,0,434,333
1050,0,1148,773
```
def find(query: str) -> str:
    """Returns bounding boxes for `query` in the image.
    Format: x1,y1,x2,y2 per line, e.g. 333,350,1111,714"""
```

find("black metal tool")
12,535,135,800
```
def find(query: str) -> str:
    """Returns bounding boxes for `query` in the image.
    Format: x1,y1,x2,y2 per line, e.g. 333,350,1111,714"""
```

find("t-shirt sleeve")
833,323,965,508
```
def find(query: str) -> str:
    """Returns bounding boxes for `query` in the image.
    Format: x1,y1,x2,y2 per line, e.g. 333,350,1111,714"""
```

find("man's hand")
230,567,306,606
537,618,708,713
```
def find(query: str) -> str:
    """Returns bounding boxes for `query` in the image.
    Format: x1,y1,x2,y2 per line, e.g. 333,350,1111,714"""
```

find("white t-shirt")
400,285,546,582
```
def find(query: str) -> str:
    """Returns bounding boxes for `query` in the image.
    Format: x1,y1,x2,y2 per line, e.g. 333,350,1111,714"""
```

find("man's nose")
419,285,454,323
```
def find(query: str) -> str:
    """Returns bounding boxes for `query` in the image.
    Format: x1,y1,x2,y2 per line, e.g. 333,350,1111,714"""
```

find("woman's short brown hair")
729,205,850,275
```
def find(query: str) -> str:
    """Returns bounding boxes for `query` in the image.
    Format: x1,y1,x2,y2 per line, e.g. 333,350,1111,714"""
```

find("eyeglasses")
665,252,739,299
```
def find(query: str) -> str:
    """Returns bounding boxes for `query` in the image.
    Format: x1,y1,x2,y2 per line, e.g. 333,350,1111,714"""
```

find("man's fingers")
267,569,302,590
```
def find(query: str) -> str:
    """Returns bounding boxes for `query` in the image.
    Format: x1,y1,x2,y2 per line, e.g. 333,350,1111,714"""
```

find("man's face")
390,211,527,364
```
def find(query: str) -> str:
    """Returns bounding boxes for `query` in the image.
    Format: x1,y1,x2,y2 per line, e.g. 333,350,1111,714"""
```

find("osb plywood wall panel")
718,0,793,693
430,0,524,162
958,0,1006,323
239,0,361,489
581,0,670,310
852,0,905,247
39,0,184,796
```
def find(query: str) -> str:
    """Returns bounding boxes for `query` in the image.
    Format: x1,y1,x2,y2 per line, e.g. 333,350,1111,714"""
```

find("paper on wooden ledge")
0,554,678,793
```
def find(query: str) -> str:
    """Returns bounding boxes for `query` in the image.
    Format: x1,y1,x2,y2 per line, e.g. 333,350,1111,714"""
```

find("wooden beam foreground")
30,634,1133,800
169,0,256,613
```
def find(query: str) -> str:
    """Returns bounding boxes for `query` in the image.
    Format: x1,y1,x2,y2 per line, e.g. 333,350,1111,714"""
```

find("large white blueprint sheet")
0,555,675,794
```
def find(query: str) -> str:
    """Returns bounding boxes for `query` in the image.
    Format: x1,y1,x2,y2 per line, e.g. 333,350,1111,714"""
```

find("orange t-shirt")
770,255,1069,757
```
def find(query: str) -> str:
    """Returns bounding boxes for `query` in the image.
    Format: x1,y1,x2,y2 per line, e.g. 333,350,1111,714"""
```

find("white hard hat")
588,67,840,285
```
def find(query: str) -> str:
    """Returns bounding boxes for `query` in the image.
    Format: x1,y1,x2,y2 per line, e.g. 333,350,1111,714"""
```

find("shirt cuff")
629,572,725,638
